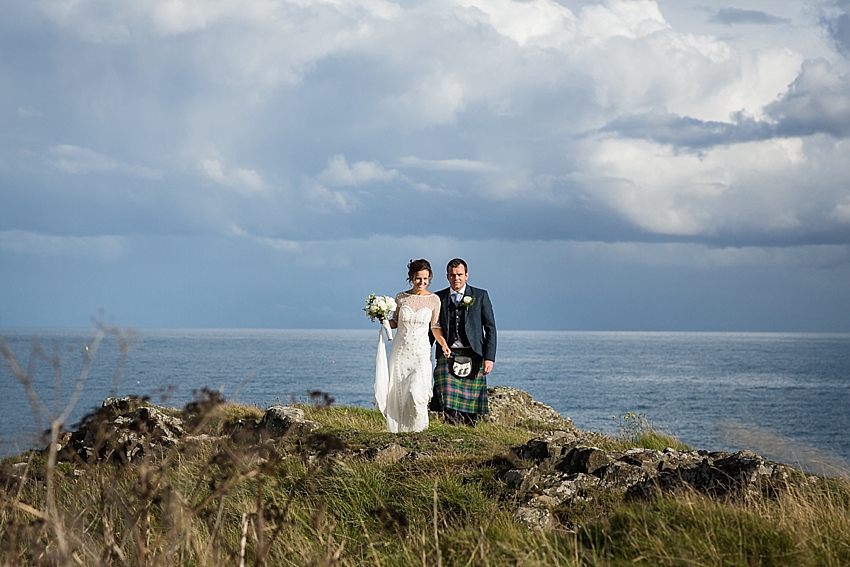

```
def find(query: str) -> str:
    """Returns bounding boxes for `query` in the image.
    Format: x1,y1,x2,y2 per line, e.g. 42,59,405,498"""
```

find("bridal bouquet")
364,292,396,340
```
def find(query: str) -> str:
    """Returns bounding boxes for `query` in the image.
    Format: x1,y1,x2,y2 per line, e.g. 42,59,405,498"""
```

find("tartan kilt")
433,351,489,415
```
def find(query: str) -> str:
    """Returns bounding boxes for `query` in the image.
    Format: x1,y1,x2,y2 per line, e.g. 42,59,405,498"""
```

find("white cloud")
387,71,467,127
577,0,670,44
398,156,498,172
304,182,360,213
255,236,301,251
441,0,804,128
317,154,398,186
303,154,400,212
49,145,117,173
42,0,400,39
767,58,850,136
457,0,577,47
230,224,300,251
566,240,850,269
0,230,127,261
47,145,161,179
201,158,265,195
17,106,43,118
831,198,850,223
578,135,850,235
711,48,803,122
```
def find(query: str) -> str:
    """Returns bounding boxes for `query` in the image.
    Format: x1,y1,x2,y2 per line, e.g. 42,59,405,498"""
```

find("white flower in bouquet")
364,292,396,340
363,292,396,321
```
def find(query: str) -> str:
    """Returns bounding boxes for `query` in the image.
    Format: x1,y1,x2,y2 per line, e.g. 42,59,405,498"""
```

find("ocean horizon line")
3,326,850,337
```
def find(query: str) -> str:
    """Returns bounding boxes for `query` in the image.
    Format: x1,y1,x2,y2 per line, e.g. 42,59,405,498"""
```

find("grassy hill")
2,392,849,566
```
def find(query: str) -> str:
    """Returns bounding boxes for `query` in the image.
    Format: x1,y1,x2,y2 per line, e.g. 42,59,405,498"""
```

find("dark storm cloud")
709,8,790,26
602,59,850,147
599,108,774,148
819,0,850,56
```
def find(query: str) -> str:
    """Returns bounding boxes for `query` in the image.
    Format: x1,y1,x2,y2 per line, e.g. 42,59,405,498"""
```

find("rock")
619,448,667,473
514,431,580,462
101,396,148,416
506,435,799,529
530,471,601,506
504,468,541,491
55,397,186,462
132,406,185,446
260,406,321,438
504,469,531,488
486,386,576,430
514,506,558,531
596,461,647,493
226,419,261,444
555,446,612,474
528,494,562,508
405,451,432,461
646,449,794,498
361,443,408,465
544,472,599,504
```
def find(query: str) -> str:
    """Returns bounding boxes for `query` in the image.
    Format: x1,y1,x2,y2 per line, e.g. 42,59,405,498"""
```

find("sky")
1,0,850,332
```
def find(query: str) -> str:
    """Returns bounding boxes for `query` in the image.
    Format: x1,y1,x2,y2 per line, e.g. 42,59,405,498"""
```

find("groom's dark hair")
446,258,468,273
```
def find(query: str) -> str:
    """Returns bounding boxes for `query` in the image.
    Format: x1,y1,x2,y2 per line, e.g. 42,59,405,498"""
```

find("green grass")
2,404,849,566
602,412,691,452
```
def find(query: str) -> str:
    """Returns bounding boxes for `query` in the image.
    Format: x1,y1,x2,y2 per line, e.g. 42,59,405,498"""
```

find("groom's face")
447,265,468,292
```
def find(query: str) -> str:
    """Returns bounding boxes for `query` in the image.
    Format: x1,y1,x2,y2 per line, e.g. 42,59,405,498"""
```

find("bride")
374,259,451,432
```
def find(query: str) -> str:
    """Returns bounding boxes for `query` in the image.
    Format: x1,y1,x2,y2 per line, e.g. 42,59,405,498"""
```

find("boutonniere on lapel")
461,296,475,310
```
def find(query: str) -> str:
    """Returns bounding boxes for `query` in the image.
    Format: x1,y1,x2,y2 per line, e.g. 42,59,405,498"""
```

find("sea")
1,329,848,474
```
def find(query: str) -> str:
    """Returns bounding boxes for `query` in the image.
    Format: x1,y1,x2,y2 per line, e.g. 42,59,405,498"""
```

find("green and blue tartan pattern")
433,352,489,415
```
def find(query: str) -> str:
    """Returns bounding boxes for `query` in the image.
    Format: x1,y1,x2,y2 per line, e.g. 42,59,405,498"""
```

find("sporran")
450,355,474,378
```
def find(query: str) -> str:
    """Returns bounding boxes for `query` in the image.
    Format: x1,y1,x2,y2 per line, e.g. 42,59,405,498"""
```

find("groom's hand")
483,360,494,375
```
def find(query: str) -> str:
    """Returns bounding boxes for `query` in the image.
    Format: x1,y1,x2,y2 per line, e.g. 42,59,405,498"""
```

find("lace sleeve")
392,292,404,325
430,294,441,329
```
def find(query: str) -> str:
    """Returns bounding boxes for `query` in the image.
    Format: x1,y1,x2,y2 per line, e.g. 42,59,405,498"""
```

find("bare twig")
239,513,250,567
433,480,442,567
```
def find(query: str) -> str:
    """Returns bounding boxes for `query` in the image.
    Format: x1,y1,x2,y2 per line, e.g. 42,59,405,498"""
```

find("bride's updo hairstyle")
407,258,433,284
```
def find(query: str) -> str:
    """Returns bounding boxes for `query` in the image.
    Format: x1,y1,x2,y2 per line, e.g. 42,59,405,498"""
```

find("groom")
432,258,497,425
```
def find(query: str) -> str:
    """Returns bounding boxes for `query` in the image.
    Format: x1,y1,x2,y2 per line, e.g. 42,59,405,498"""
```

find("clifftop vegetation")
1,387,848,566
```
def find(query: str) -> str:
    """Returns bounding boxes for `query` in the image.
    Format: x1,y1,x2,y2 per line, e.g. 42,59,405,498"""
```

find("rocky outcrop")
55,397,321,463
506,438,799,530
58,397,185,463
486,386,578,431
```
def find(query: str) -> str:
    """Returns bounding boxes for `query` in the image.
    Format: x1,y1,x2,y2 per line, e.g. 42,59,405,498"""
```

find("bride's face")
412,270,431,293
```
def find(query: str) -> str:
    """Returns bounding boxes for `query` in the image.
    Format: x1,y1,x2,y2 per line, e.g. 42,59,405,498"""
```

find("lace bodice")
391,292,441,328
391,292,441,355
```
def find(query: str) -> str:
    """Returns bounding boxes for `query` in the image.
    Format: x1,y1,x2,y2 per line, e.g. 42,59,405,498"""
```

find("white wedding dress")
374,292,441,433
